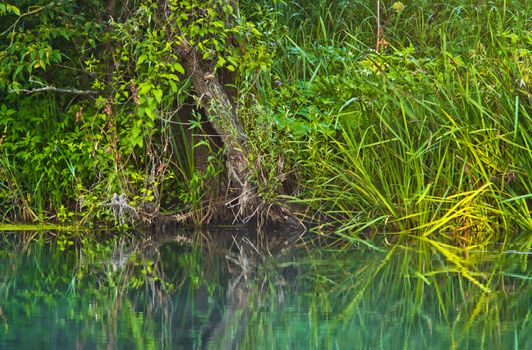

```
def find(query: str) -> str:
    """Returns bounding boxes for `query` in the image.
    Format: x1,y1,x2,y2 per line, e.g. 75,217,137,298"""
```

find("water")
0,228,530,349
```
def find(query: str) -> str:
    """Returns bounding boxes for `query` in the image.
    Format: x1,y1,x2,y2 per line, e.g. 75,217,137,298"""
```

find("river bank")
0,1,530,247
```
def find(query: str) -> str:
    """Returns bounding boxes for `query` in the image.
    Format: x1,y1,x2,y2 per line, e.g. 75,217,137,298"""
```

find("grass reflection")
0,230,530,349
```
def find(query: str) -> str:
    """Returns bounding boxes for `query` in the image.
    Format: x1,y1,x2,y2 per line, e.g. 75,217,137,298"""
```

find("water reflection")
0,229,530,349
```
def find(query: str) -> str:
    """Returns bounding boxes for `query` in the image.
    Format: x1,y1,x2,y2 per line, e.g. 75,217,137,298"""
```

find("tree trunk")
178,40,260,222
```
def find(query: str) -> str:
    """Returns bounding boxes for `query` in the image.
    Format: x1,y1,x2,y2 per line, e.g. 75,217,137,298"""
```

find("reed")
241,0,531,246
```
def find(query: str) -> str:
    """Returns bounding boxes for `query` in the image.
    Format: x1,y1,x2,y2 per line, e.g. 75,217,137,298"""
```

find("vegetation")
0,1,530,247
1,3,529,347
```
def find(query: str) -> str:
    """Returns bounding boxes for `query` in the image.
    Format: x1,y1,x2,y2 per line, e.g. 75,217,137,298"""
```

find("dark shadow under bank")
0,226,530,349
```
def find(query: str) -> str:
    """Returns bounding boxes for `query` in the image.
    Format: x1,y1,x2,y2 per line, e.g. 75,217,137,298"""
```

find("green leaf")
174,63,185,74
137,54,148,65
13,65,24,80
11,4,20,16
0,4,20,16
168,80,177,93
152,89,162,104
161,73,179,81
138,82,153,95
145,105,155,121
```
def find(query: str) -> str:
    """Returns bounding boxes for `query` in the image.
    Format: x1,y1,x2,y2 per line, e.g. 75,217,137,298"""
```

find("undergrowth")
0,1,530,247
239,0,531,246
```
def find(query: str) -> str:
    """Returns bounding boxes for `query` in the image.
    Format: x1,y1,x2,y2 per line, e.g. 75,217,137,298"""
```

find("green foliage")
0,2,19,16
0,0,258,224
236,0,531,243
0,0,530,243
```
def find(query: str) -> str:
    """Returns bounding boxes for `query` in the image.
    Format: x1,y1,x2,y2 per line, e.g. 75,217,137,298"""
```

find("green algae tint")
0,229,530,349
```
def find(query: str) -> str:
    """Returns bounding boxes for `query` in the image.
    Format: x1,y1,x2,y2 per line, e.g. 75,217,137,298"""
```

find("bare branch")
10,86,99,95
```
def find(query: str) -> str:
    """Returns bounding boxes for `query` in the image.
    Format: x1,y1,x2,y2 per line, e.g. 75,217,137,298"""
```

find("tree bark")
178,40,260,222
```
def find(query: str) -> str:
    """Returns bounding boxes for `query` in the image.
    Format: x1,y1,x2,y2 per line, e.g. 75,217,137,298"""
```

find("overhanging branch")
10,86,99,95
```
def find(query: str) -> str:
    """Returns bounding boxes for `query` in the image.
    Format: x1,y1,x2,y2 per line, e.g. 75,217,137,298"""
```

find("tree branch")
10,86,99,95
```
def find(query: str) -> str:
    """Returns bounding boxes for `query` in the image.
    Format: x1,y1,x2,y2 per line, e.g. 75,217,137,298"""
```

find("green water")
0,228,530,349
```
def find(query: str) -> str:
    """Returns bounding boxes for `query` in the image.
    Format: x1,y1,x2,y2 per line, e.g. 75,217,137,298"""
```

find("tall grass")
242,0,531,246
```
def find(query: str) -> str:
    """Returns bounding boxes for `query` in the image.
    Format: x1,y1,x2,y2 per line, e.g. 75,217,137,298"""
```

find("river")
0,227,530,349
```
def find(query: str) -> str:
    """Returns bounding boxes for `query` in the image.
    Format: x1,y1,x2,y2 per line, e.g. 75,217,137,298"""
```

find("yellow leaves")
421,183,493,238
